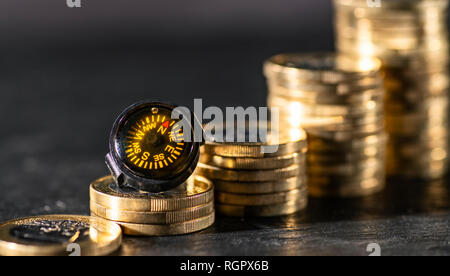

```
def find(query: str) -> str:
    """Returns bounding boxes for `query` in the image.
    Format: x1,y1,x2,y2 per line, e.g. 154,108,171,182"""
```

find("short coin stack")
90,175,215,236
196,125,308,217
334,0,450,179
265,52,387,197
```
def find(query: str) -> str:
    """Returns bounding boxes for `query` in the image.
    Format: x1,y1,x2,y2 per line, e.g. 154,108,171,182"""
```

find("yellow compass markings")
135,130,145,140
158,125,168,135
163,160,168,167
146,117,150,124
168,157,174,163
173,151,181,156
149,162,153,169
152,115,155,122
157,115,160,122
130,156,137,162
159,161,164,168
171,154,178,160
161,116,166,122
154,162,158,170
170,121,175,127
125,148,133,153
144,162,148,169
176,147,183,151
177,143,184,146
127,152,135,158
138,160,144,168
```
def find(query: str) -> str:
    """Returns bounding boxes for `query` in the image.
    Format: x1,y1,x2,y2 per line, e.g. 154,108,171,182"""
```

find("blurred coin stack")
265,52,387,197
90,175,215,236
334,0,450,179
196,125,309,217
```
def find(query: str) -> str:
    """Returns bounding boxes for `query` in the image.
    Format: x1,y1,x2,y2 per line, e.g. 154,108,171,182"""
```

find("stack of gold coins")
334,0,450,179
90,175,215,236
264,52,387,197
196,125,309,217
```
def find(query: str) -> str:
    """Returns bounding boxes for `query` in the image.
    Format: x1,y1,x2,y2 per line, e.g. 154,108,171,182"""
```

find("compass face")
113,103,194,180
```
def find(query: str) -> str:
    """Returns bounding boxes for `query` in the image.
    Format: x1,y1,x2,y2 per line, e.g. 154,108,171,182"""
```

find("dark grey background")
0,0,449,256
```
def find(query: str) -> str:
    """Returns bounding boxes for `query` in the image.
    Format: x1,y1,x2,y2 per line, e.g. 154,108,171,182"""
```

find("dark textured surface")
0,0,449,256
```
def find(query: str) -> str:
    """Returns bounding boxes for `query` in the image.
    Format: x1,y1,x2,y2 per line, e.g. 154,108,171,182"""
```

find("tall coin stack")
334,0,450,179
196,124,309,217
90,175,215,236
265,52,387,197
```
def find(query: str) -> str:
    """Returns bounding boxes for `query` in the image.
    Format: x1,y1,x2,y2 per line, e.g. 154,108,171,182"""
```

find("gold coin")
308,133,387,152
307,169,385,187
335,23,447,41
334,0,448,11
309,178,385,198
0,215,122,256
202,128,307,158
216,198,308,217
308,146,385,164
93,213,215,236
304,120,384,135
308,164,384,179
387,158,448,179
384,70,450,89
268,93,383,117
336,37,448,61
385,95,450,114
308,157,384,175
267,76,383,96
199,150,306,170
387,146,448,162
304,127,385,142
196,163,303,182
215,187,307,206
335,19,447,36
269,84,384,105
90,175,214,212
213,176,307,194
268,72,382,89
91,201,214,224
264,52,381,84
386,121,448,137
277,109,383,130
387,125,448,140
387,135,448,149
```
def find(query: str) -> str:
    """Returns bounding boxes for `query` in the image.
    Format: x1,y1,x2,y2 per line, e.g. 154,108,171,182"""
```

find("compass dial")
125,107,186,174
108,102,201,192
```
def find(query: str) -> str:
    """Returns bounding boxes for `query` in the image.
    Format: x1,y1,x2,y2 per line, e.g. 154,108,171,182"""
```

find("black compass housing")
106,101,202,193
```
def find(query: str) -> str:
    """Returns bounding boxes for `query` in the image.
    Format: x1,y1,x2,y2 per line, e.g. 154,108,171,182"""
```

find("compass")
106,102,201,193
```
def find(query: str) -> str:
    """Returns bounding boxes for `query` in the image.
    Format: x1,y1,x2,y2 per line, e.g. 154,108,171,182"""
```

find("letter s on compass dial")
106,102,201,193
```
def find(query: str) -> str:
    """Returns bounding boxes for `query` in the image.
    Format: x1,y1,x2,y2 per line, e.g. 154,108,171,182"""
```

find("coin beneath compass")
0,215,122,256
